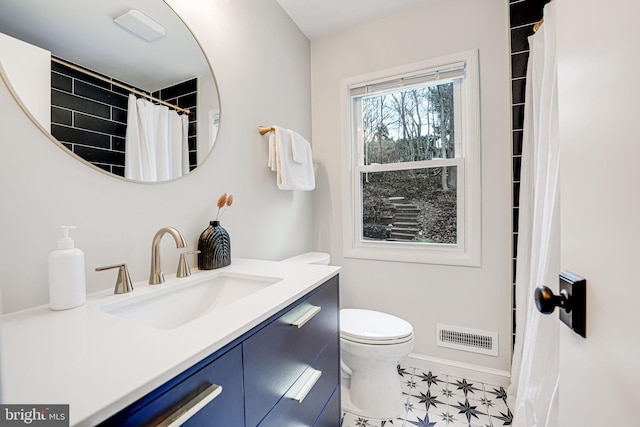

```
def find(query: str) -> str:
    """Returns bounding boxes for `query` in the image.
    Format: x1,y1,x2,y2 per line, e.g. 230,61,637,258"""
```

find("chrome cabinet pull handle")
291,305,321,328
156,383,222,427
289,368,322,403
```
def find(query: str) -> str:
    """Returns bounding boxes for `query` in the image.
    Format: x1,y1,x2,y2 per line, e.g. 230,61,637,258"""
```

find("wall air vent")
436,324,498,356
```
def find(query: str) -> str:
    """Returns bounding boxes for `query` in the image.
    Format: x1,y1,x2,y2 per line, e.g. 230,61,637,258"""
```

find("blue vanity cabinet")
98,344,244,427
98,275,340,427
243,275,339,427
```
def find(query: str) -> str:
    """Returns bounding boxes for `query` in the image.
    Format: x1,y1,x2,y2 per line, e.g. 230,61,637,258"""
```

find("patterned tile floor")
341,364,513,427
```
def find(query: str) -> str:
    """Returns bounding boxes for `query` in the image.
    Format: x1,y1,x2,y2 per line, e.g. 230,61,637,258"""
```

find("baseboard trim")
403,353,511,388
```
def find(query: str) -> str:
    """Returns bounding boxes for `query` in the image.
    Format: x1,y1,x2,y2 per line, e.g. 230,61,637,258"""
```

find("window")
342,50,481,266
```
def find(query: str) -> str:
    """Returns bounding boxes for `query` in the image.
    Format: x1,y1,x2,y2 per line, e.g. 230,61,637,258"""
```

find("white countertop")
0,259,340,426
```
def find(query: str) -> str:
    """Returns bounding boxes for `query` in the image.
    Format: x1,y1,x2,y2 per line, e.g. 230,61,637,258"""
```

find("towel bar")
258,126,275,135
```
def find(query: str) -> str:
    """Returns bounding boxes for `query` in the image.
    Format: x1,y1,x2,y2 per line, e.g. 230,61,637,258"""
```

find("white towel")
268,130,277,172
267,126,315,191
289,129,308,164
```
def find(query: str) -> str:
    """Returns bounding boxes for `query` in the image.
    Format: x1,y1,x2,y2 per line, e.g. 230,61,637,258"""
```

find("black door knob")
533,272,586,337
534,285,571,314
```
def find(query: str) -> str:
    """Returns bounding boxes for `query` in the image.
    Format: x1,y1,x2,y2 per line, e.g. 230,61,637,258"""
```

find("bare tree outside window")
359,82,457,244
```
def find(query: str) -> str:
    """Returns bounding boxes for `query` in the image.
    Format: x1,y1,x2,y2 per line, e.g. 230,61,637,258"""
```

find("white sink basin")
100,272,282,330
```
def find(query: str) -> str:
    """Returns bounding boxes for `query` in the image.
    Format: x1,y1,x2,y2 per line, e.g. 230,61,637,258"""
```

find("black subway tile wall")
51,59,132,177
509,0,547,346
510,0,548,27
50,58,198,177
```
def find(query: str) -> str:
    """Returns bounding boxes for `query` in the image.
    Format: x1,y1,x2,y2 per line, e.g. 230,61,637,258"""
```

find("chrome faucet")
149,226,187,285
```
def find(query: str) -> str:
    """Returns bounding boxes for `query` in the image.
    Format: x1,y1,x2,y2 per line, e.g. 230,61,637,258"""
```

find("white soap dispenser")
48,226,86,310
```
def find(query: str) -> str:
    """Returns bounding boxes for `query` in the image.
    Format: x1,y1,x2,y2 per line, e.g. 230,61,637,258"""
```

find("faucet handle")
96,263,134,294
177,250,200,278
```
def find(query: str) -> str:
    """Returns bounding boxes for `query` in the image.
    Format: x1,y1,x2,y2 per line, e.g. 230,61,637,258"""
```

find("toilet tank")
281,252,330,265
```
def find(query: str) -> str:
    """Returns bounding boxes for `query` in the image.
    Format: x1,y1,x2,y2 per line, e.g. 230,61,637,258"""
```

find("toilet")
281,252,415,420
340,308,414,419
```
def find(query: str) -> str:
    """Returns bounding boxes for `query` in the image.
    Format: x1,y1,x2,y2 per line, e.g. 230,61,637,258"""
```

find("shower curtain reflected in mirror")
509,2,560,426
124,94,189,182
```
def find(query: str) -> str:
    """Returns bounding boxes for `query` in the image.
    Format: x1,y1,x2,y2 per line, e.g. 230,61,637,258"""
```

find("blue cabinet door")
99,344,244,427
257,335,340,427
243,277,339,427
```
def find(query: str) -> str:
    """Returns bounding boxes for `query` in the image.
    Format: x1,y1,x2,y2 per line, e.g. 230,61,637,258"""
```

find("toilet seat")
340,309,413,345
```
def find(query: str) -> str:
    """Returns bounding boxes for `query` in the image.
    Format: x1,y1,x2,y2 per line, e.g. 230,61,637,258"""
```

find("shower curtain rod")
51,57,191,115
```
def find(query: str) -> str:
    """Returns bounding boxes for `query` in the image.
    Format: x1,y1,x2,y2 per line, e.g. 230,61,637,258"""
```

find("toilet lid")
340,309,413,344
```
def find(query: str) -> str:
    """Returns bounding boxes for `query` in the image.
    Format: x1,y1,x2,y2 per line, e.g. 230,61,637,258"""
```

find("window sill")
344,243,481,267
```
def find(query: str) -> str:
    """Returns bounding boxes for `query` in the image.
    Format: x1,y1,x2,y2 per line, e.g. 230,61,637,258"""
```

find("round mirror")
0,0,220,182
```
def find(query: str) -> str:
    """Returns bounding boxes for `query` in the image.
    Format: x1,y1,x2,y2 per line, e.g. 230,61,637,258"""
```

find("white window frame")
341,49,481,267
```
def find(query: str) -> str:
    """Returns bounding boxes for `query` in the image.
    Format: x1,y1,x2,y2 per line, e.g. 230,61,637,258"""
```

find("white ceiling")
276,0,433,41
0,0,433,91
0,0,210,92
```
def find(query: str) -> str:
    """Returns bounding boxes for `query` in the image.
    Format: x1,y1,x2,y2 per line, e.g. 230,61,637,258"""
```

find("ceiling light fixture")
114,9,166,42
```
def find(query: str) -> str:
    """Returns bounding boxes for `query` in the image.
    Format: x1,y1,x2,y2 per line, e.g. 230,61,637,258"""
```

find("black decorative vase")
198,221,231,270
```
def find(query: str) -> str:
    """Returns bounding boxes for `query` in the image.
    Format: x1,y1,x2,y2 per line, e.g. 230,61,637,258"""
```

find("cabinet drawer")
100,345,244,427
257,334,340,427
243,276,339,427
313,385,340,427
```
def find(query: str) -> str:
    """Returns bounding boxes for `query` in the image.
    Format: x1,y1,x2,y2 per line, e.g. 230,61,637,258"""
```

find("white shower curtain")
124,94,189,181
508,2,560,426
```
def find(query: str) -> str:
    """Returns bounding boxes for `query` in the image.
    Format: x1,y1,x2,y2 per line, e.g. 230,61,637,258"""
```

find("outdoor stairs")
387,197,420,241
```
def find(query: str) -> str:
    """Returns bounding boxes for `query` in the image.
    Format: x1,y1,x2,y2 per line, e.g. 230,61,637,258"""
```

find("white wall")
311,0,513,371
0,0,312,313
0,32,50,131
